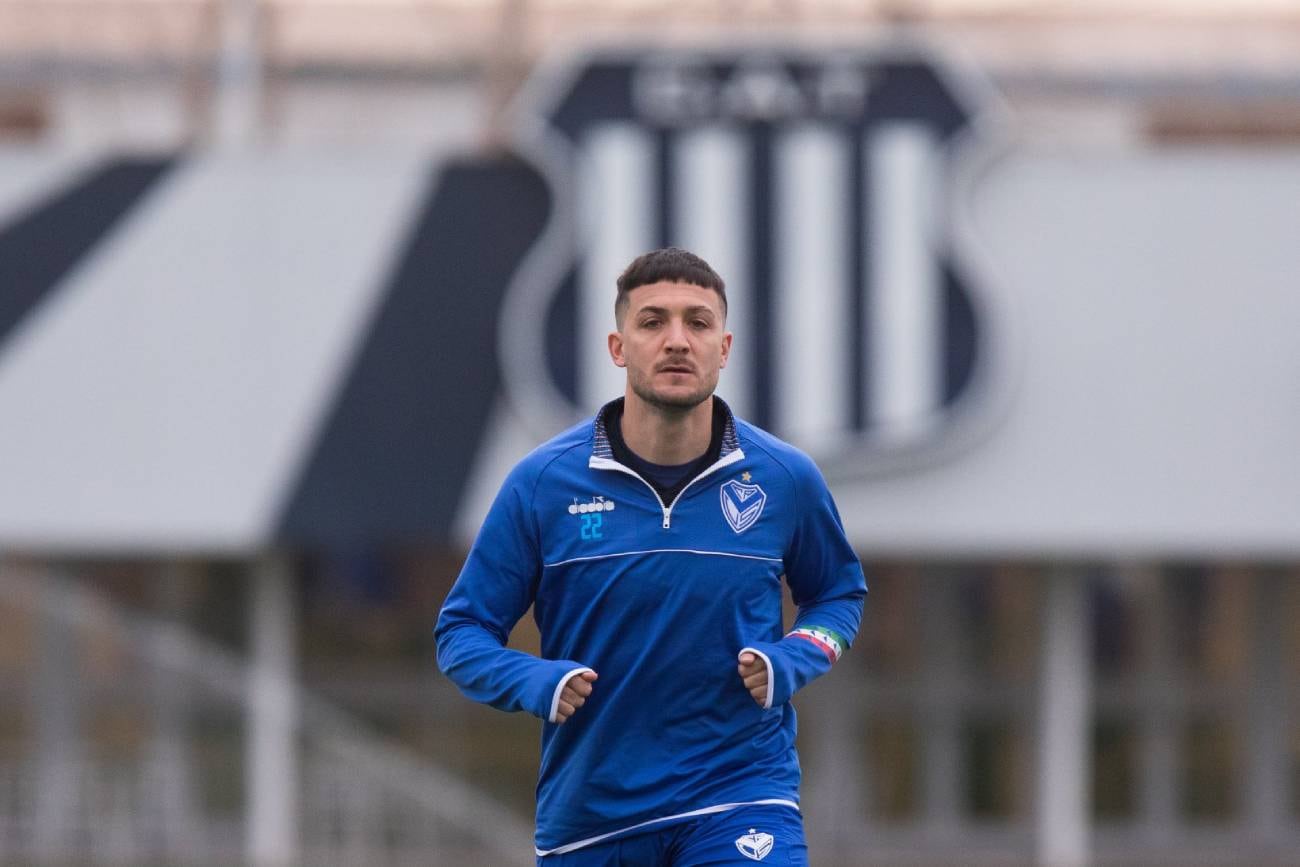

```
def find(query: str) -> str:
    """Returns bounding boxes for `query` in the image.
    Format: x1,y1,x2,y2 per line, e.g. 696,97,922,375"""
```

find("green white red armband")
787,626,846,663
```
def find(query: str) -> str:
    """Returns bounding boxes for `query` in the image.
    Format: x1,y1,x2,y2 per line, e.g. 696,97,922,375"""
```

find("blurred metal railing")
0,0,1298,74
1,0,1297,148
0,566,534,866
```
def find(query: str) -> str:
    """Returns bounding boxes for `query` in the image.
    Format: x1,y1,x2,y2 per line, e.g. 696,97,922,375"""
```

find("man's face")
609,281,731,412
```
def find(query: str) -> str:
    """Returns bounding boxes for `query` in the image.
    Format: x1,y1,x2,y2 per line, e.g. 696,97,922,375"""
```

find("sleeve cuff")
548,666,595,723
738,647,775,710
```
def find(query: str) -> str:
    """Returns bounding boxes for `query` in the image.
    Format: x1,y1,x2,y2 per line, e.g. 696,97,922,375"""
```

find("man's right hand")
555,670,598,724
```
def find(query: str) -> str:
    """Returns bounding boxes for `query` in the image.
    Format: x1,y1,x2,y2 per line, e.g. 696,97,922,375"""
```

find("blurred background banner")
0,2,1297,865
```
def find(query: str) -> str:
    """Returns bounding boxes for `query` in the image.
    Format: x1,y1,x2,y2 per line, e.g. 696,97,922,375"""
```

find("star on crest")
741,472,752,482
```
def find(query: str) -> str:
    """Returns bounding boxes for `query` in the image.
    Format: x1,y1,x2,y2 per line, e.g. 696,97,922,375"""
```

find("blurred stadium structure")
0,1,1298,865
0,566,533,865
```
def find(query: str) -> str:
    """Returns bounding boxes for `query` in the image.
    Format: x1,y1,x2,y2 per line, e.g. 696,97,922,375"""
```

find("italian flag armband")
787,626,846,664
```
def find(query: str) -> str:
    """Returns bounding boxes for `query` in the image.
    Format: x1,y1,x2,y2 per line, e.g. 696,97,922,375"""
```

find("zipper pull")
662,512,671,529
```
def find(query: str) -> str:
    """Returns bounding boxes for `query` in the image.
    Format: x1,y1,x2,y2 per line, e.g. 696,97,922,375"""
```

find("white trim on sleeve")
738,647,775,710
548,666,595,724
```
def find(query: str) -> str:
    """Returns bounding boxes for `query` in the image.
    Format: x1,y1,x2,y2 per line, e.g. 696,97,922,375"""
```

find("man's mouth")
658,365,694,374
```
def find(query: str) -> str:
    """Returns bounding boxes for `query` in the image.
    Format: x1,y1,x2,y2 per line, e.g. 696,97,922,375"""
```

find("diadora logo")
568,495,615,540
735,828,774,861
720,477,766,534
499,44,1017,483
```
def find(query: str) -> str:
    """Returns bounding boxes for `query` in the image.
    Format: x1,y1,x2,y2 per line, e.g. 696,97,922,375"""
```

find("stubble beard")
628,368,716,415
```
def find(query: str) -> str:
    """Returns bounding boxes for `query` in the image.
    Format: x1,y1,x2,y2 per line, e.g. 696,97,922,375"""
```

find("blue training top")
435,398,867,856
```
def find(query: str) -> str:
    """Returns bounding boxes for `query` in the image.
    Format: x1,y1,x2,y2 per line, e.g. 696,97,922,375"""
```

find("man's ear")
608,331,627,368
719,331,733,368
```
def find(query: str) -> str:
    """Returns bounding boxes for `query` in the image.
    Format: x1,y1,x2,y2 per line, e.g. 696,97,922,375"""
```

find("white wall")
0,144,1298,555
831,147,1300,556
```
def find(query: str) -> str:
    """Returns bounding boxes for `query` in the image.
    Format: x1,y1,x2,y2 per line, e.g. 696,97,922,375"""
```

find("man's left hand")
737,652,768,707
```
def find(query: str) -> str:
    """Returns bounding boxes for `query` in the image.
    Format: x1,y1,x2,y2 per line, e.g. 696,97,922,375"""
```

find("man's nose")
664,319,690,350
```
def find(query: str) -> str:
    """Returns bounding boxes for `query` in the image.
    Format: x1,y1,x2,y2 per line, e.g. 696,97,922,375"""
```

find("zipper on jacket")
589,450,744,529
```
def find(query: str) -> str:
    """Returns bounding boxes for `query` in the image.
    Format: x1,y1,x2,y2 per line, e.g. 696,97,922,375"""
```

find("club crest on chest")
720,478,766,534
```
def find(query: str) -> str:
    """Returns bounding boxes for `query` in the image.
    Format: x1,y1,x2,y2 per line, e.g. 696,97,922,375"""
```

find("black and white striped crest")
500,45,1014,477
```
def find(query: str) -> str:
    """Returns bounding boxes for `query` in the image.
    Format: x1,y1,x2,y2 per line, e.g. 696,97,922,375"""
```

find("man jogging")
436,247,867,865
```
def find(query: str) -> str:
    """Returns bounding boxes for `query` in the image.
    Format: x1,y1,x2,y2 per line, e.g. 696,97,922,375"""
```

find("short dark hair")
615,247,727,327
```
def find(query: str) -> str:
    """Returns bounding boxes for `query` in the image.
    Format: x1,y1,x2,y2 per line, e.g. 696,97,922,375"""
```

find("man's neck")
620,393,714,465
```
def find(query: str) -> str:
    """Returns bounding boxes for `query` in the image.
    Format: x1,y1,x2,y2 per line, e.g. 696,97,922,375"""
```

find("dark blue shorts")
537,803,807,867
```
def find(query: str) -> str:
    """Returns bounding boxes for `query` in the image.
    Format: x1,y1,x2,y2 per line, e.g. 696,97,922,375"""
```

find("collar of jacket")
589,396,742,465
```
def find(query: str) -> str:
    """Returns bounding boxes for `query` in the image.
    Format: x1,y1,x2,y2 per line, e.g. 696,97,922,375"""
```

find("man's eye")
641,319,661,328
691,320,709,329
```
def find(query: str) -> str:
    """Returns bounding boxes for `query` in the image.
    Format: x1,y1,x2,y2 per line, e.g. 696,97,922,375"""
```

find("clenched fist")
737,652,768,707
555,670,598,724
